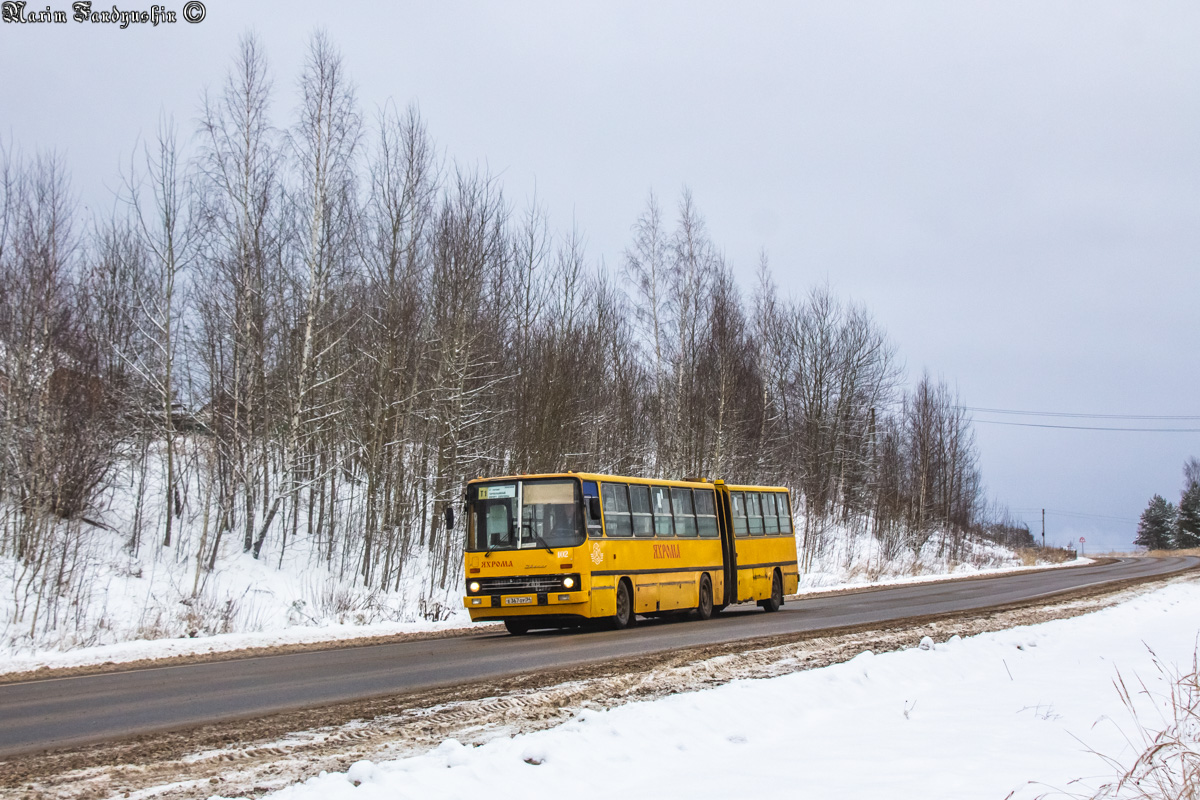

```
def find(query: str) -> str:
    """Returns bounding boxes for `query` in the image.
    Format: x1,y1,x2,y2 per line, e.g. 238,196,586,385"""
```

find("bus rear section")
714,482,800,611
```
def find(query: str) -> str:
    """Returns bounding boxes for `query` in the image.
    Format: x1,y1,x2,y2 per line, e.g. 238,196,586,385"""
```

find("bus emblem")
590,542,603,565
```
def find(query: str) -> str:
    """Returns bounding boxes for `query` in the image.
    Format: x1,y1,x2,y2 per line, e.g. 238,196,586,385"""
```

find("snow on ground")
797,516,1042,591
0,507,1080,675
0,545,1086,676
0,528,473,673
0,559,1081,677
0,448,470,668
251,580,1200,800
0,451,1066,673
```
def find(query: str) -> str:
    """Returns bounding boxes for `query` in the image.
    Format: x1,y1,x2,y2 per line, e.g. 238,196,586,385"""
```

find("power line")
960,406,1200,421
973,419,1200,433
1010,508,1138,524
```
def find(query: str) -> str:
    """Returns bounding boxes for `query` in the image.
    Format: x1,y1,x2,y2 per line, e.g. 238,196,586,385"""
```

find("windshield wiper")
486,518,519,559
520,522,552,554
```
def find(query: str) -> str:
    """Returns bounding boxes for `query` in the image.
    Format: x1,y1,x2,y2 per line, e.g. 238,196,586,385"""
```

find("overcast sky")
3,1,1197,550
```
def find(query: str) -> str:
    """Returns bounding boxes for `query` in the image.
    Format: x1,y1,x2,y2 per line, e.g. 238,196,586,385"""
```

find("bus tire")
694,574,714,621
505,619,531,635
759,569,783,612
611,579,635,630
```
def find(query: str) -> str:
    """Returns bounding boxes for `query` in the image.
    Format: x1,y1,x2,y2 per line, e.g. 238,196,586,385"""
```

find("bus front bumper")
464,590,588,612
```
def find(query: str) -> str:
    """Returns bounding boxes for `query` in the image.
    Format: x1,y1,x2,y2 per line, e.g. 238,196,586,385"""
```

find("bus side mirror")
444,506,455,531
588,496,601,521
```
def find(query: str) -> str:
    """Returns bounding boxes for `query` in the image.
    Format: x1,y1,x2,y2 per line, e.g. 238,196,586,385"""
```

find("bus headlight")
468,581,481,593
563,576,575,589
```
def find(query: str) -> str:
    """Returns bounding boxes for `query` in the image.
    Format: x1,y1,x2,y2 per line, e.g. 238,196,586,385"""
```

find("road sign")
1079,537,1085,543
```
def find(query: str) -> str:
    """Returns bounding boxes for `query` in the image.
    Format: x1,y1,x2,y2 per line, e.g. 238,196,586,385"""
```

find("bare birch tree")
356,102,438,589
195,32,281,555
124,116,196,550
259,30,362,561
624,192,672,474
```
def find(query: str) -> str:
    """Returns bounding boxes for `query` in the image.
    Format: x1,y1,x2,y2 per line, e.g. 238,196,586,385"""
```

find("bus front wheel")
694,574,714,621
759,570,783,613
611,579,635,630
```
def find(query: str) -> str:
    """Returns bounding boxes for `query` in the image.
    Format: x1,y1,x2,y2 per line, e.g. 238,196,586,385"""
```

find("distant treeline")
1135,458,1200,550
0,33,1029,627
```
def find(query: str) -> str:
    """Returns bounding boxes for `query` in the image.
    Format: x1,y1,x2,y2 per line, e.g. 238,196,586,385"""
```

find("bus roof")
465,472,790,493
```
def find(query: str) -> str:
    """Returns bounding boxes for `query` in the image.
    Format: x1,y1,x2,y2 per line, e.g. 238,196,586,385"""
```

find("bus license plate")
503,596,534,605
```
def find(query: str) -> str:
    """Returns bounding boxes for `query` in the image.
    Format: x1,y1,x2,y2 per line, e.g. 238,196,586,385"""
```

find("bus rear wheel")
504,619,531,635
759,570,783,612
610,579,635,630
694,574,714,621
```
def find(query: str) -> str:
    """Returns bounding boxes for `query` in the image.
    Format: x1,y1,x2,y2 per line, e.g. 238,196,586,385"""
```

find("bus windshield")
468,478,584,552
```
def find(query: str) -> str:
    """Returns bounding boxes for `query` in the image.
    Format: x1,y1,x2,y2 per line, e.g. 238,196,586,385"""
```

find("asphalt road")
1,556,1195,758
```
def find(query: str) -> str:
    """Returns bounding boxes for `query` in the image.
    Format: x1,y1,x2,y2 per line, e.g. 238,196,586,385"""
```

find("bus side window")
582,480,602,537
651,485,675,537
747,492,764,535
601,482,632,537
694,488,719,537
779,492,794,534
764,492,781,534
671,487,697,537
629,484,654,537
731,492,748,537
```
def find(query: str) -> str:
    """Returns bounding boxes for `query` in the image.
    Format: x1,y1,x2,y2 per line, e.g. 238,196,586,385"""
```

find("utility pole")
1041,509,1045,549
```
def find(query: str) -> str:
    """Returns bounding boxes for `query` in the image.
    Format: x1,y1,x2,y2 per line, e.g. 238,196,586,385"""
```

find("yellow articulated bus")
462,472,799,634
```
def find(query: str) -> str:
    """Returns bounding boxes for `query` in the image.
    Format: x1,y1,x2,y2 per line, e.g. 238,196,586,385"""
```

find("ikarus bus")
462,472,799,634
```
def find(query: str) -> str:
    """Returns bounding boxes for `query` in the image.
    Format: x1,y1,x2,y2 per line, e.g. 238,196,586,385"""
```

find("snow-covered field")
253,579,1200,800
